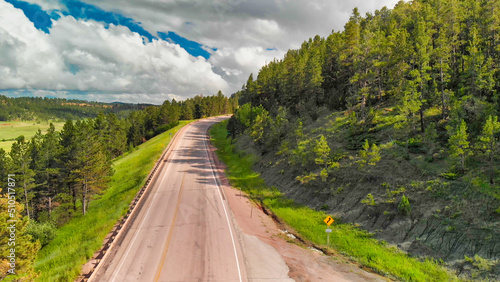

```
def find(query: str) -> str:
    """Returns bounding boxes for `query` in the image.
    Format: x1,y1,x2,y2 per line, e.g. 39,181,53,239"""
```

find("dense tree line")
0,92,236,223
0,95,151,121
238,0,499,135
231,0,500,190
0,117,118,225
127,91,237,146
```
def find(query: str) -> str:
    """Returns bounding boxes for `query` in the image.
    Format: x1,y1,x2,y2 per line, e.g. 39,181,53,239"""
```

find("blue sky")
0,0,398,104
4,0,55,32
4,0,211,59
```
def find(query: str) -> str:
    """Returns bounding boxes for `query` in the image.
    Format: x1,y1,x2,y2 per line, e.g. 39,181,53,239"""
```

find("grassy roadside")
210,121,457,282
34,121,191,281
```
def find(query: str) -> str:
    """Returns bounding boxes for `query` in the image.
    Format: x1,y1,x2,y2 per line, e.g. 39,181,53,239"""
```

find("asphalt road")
92,117,292,282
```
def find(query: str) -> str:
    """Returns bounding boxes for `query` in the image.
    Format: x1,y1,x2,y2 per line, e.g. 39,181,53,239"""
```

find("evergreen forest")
0,91,236,280
228,0,500,279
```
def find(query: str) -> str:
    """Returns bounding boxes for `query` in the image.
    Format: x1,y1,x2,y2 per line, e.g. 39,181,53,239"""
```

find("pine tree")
432,0,454,118
358,139,381,168
28,130,45,220
250,108,270,144
482,0,500,59
314,135,331,168
127,111,145,147
350,25,373,119
449,119,471,170
33,124,62,220
387,27,411,106
268,107,288,147
412,16,434,133
303,36,325,119
59,120,78,211
181,101,194,120
95,113,127,158
462,26,487,97
343,8,363,112
70,121,113,215
371,26,389,102
294,119,305,141
106,113,127,158
240,74,257,106
9,136,36,219
477,115,500,183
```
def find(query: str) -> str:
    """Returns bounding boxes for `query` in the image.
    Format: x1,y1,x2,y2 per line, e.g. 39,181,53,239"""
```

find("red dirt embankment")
207,141,388,282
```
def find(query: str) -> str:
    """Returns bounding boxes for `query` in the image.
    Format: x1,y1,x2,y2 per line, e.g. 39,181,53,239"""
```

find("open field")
0,121,65,152
33,121,191,281
210,121,457,282
0,140,15,152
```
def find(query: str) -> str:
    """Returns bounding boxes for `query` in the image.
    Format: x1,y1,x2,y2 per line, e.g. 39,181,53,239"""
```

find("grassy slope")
0,121,65,152
34,121,190,281
210,121,457,282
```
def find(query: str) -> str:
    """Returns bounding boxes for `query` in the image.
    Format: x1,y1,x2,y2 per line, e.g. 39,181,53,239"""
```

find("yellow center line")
154,171,187,281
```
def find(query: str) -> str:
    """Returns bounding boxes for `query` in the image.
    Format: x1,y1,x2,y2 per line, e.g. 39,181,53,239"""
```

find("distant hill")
0,95,151,121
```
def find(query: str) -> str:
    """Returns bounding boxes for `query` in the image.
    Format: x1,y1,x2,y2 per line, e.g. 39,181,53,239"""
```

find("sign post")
326,228,332,245
324,216,334,247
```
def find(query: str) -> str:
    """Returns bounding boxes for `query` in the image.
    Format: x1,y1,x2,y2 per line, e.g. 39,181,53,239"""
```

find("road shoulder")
207,137,388,282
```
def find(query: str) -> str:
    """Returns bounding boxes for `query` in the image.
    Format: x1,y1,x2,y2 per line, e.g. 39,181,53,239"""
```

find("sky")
0,0,400,104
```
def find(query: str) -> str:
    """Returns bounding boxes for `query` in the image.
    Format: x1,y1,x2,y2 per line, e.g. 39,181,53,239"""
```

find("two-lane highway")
93,117,248,281
90,117,385,282
92,117,293,282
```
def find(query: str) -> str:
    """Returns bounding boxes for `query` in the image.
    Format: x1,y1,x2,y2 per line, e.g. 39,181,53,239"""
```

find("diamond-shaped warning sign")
324,216,334,226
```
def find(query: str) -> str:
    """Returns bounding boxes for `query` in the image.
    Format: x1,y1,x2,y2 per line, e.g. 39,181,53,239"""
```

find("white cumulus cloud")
77,0,400,98
0,0,230,103
1,0,401,103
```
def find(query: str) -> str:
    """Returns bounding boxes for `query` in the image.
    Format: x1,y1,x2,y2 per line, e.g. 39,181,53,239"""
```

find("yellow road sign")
324,216,334,226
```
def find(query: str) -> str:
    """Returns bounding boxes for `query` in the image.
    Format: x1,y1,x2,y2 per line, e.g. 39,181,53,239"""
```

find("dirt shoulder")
209,141,389,282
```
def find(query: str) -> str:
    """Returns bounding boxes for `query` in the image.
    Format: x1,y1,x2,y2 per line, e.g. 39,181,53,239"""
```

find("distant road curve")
91,116,292,281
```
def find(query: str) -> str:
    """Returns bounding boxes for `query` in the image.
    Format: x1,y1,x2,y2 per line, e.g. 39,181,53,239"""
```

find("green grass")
0,140,15,152
210,121,457,282
34,121,191,281
0,121,65,152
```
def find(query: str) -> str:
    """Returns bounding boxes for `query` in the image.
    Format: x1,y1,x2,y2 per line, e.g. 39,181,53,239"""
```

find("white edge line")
203,121,243,282
109,128,183,282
